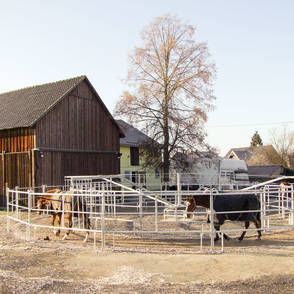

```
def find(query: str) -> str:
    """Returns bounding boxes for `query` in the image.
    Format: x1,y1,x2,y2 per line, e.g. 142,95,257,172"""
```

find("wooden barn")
0,75,124,206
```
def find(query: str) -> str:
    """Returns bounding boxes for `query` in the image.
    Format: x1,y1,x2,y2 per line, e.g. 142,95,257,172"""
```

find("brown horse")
36,189,90,242
186,193,262,241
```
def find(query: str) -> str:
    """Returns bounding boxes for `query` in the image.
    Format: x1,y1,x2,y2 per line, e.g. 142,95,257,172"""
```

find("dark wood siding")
0,128,35,152
35,81,120,152
33,80,120,187
34,150,118,186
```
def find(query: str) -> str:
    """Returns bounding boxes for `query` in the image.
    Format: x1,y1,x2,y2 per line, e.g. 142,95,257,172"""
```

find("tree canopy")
115,15,216,180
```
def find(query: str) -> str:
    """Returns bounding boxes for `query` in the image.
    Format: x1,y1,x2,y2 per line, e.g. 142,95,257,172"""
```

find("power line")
207,121,294,128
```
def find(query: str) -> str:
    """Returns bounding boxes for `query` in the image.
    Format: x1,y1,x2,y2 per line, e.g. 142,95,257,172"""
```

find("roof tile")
0,76,86,130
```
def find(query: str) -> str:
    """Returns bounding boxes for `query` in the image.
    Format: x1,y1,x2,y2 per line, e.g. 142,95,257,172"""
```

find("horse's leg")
50,214,55,227
51,214,60,236
83,215,90,243
62,213,72,240
56,213,61,236
238,221,250,241
214,224,220,241
253,218,262,239
213,216,229,241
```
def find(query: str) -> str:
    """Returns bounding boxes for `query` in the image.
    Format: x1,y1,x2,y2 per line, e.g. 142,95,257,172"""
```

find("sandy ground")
1,211,294,293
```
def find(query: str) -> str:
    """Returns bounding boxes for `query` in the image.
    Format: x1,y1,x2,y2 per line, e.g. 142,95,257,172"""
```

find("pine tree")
251,131,263,146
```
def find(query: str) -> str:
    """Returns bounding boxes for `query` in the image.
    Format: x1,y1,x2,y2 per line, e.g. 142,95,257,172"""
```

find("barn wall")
35,80,120,152
0,128,35,152
33,80,121,186
34,150,119,186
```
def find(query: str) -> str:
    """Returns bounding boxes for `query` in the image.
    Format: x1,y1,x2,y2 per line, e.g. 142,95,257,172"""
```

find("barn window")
130,147,139,166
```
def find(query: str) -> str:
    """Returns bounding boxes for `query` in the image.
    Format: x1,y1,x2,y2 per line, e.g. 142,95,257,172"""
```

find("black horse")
186,193,262,241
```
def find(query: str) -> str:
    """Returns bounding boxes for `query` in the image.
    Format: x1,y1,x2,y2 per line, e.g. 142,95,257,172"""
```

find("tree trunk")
163,109,170,183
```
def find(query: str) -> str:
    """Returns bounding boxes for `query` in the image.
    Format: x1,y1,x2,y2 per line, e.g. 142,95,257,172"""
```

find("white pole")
155,194,158,232
260,192,265,232
200,224,203,251
101,192,105,250
26,189,32,241
177,173,181,206
6,184,10,233
15,186,19,220
139,190,143,231
278,185,281,215
221,232,224,253
62,193,65,228
114,190,116,217
290,185,294,226
210,188,214,251
93,232,96,251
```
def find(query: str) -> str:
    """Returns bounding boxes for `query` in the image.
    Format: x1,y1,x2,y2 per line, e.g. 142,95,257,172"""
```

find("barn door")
4,152,32,190
0,151,33,207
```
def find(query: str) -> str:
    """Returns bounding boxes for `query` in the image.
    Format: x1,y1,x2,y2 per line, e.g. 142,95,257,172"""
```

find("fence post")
101,192,105,250
41,185,48,214
291,185,294,226
155,194,158,232
15,186,19,220
114,189,117,217
260,191,265,232
139,190,143,231
209,188,215,251
177,173,181,206
26,189,32,241
6,183,10,233
1,153,5,207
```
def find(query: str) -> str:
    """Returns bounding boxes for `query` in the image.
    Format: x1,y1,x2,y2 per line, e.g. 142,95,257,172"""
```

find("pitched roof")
229,149,251,161
225,145,281,165
116,120,158,147
247,165,284,178
0,76,87,130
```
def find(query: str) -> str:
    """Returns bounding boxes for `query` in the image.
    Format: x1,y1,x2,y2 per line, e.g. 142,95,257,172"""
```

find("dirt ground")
1,212,294,293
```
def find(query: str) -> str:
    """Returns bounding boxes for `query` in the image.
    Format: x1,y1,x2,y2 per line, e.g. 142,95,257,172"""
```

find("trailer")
170,157,249,189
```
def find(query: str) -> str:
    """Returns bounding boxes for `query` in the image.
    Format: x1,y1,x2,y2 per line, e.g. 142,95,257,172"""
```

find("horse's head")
185,195,196,219
36,189,60,214
36,197,47,214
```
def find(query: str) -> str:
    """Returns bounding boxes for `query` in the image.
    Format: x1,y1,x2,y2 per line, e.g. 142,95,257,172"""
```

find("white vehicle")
170,157,249,189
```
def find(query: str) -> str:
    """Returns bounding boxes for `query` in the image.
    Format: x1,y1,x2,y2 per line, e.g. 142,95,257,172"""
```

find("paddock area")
6,175,294,253
2,211,294,293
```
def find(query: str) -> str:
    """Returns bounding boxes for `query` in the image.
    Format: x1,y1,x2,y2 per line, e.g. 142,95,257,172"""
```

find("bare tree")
269,126,294,168
115,15,216,181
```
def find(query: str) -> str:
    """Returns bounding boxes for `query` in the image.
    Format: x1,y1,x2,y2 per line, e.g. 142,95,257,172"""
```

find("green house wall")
120,145,161,190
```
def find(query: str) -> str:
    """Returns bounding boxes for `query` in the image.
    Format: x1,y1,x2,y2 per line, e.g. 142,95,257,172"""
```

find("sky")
0,0,293,156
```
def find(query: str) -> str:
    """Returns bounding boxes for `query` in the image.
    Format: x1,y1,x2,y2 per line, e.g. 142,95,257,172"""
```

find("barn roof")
0,76,86,130
0,76,124,136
